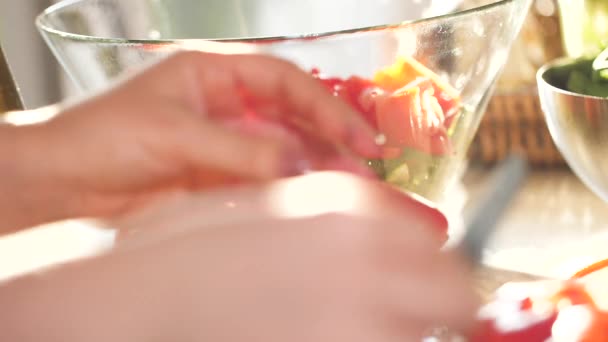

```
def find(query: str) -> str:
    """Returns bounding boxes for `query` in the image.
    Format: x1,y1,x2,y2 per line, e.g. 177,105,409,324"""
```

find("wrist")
0,117,75,233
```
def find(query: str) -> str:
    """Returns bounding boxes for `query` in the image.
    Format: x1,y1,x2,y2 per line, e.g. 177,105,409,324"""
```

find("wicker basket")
469,0,567,167
469,87,565,167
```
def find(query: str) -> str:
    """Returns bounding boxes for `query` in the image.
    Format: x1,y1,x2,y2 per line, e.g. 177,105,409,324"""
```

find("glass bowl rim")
36,0,519,45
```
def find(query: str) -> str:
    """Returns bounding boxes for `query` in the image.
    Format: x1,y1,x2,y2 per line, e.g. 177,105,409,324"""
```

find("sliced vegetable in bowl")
311,56,464,195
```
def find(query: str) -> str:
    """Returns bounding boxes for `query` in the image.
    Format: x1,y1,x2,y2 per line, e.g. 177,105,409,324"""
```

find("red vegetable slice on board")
472,259,608,342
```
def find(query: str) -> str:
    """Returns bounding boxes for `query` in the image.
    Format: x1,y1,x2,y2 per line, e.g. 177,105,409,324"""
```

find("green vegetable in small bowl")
543,48,608,98
537,55,608,204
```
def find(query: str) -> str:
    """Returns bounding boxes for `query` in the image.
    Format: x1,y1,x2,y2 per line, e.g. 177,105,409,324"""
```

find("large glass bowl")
37,0,531,203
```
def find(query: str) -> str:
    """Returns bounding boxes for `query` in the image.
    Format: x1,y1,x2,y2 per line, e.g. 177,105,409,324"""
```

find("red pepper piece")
312,72,381,129
572,258,608,279
471,313,558,342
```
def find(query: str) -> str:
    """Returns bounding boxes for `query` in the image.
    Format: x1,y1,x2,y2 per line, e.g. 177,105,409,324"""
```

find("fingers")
358,220,478,337
172,111,311,181
178,111,375,181
386,250,480,334
255,118,379,178
153,51,381,159
319,215,477,339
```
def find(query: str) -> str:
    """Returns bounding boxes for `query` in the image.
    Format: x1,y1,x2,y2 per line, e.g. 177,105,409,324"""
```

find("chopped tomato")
314,73,381,129
374,56,461,117
311,58,459,156
375,77,451,155
344,76,382,128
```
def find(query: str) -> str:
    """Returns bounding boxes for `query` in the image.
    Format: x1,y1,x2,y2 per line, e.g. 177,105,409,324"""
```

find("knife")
458,155,529,265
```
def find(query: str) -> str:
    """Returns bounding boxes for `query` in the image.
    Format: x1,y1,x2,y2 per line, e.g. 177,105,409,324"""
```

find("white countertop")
465,168,608,279
0,168,606,282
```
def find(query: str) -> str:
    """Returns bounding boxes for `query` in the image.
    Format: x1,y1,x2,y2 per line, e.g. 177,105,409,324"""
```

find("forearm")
0,120,74,234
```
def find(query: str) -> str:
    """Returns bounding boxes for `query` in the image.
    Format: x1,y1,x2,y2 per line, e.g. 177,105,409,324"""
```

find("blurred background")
0,0,62,108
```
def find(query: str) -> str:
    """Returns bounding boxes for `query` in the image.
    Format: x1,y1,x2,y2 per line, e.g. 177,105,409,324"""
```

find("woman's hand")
0,173,478,342
1,51,380,232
